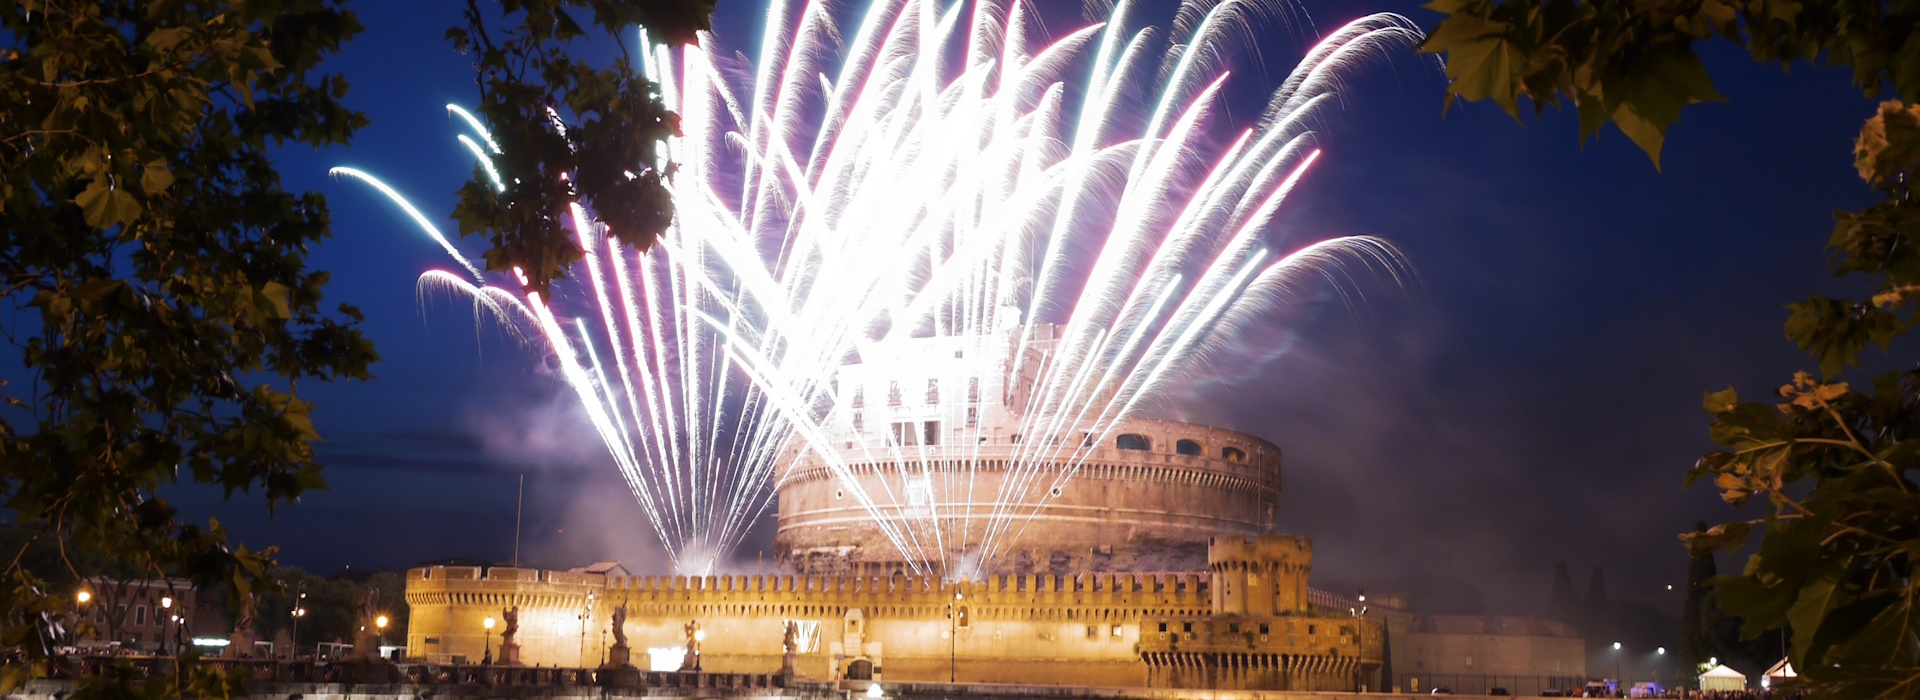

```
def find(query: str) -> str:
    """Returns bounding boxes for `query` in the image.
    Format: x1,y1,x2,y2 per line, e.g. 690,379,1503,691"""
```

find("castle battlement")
405,535,1379,692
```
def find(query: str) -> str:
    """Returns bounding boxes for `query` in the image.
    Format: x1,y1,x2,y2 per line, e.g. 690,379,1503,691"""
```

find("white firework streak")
336,0,1421,575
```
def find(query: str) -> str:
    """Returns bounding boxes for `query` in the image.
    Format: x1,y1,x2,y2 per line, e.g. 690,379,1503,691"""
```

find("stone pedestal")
603,644,632,669
498,641,522,666
781,652,798,685
598,646,639,689
351,630,379,662
227,631,256,658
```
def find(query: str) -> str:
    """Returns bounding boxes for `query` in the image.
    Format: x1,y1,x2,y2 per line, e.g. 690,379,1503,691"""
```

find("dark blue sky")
175,0,1875,620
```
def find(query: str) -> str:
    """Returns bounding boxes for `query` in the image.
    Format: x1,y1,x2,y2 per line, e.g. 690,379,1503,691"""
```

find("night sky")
168,0,1877,626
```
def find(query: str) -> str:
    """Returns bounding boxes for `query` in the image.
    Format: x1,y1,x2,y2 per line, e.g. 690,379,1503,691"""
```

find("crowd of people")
1634,689,1807,700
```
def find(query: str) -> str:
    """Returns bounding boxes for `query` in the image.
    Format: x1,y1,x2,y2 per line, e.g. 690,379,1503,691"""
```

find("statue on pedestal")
228,594,257,657
781,620,800,679
497,605,522,665
603,602,632,669
351,586,380,661
679,620,702,671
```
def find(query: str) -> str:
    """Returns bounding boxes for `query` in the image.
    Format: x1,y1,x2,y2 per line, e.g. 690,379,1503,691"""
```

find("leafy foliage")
1681,104,1920,698
0,0,373,689
246,567,407,649
1422,2,1920,698
445,0,715,294
1422,0,1920,167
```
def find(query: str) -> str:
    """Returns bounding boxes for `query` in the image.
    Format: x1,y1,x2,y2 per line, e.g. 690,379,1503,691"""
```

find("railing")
56,655,783,689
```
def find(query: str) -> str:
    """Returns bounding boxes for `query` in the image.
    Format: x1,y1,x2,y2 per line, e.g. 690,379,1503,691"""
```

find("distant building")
76,578,223,651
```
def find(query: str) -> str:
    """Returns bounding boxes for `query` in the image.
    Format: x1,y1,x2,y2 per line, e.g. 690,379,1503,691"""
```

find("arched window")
1176,439,1203,456
1222,446,1246,463
1116,433,1151,451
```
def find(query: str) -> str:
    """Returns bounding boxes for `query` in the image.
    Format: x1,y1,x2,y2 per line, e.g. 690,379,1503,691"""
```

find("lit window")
1222,446,1246,462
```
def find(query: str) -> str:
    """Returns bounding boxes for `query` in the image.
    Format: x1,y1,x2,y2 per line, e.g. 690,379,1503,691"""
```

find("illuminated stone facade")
776,326,1283,575
405,535,1382,691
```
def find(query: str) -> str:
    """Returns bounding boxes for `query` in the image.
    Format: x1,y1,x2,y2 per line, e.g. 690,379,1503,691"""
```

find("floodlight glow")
345,0,1418,574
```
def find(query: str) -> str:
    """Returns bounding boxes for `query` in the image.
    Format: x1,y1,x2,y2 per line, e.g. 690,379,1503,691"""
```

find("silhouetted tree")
1680,522,1715,686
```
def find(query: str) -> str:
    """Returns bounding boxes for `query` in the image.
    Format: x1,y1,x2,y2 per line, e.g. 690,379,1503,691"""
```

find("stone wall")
405,536,1382,691
775,327,1284,576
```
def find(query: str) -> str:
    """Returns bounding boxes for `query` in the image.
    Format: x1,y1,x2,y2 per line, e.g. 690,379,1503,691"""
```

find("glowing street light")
160,595,175,654
484,616,496,665
76,590,91,605
1612,642,1623,690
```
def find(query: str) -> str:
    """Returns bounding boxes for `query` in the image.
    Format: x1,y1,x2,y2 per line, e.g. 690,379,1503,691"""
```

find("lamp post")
376,614,390,654
579,592,595,668
288,583,307,659
1613,642,1623,695
74,589,92,648
160,595,174,655
947,592,964,683
483,617,496,665
290,605,307,659
1656,646,1666,688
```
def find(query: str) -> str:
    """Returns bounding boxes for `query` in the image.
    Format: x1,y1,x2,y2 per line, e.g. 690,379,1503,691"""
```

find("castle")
776,326,1283,575
404,327,1582,691
404,535,1381,690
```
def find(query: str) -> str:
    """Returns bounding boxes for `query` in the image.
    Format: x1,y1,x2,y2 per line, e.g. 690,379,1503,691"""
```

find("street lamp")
1353,588,1371,693
288,583,307,659
1612,642,1623,694
160,596,174,655
947,592,964,682
73,589,93,647
483,617,496,665
290,605,307,659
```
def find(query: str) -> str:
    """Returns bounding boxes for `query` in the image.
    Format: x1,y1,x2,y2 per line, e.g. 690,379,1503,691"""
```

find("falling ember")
338,0,1419,573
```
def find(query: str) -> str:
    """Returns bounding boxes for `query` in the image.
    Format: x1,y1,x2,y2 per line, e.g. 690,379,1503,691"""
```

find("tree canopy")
0,0,717,693
1424,1,1920,697
0,0,372,690
446,0,716,294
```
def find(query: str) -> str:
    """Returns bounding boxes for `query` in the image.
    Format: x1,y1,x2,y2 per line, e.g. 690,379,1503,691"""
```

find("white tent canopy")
1764,658,1796,679
1700,664,1748,691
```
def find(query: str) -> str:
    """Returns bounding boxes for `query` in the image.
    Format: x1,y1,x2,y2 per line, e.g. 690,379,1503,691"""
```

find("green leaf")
256,282,292,320
1426,15,1525,118
1606,48,1726,168
141,159,174,196
74,182,141,229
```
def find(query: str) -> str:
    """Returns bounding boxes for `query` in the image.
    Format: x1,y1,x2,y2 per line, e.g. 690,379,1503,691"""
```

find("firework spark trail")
340,0,1419,574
